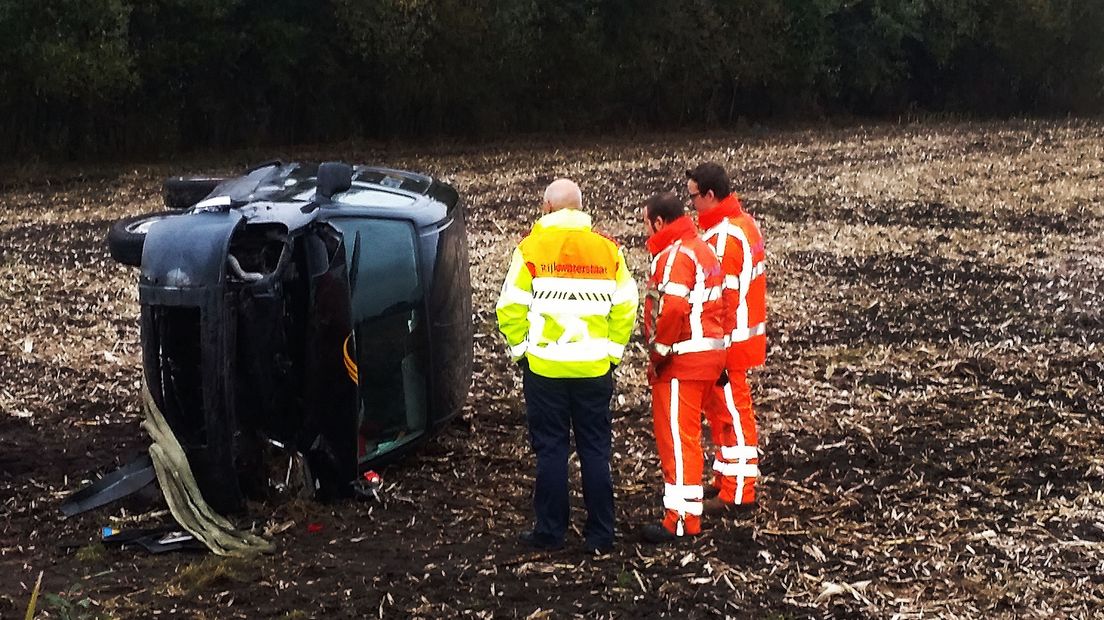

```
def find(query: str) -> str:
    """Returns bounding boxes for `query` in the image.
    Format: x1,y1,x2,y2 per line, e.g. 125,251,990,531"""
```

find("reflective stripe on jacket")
699,195,767,369
644,215,726,384
496,209,638,378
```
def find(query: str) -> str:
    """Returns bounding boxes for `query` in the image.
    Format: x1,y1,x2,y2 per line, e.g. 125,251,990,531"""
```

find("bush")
1,0,1100,160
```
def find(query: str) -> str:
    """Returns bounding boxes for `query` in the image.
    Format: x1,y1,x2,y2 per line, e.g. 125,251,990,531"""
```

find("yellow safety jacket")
496,209,638,378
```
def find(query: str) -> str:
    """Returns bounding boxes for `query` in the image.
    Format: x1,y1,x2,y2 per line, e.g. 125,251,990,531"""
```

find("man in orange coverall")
687,162,767,515
640,192,727,543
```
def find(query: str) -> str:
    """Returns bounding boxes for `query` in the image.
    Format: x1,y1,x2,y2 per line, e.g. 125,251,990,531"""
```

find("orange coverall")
643,215,727,535
699,194,767,506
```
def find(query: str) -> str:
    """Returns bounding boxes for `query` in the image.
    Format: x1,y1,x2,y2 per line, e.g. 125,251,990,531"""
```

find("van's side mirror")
317,162,353,201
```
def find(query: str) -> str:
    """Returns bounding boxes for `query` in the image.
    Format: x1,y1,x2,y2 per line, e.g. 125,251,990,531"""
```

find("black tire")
106,212,183,266
162,176,224,209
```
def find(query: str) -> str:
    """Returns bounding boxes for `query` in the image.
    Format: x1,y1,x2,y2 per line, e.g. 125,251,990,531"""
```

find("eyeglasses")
688,191,701,200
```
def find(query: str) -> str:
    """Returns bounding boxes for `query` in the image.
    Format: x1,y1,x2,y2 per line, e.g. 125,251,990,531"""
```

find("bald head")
543,179,583,213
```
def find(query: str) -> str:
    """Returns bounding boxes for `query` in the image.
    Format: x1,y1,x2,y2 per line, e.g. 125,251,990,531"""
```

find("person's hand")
647,356,670,384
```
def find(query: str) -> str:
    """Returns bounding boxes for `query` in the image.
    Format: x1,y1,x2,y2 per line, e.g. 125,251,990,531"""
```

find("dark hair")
644,192,684,224
685,162,730,200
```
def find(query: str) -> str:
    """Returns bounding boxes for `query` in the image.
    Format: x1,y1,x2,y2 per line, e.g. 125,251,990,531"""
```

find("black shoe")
641,523,678,544
584,540,615,554
518,530,563,550
703,497,758,517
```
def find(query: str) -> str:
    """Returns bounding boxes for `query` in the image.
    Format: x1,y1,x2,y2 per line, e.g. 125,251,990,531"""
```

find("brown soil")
1,120,1102,618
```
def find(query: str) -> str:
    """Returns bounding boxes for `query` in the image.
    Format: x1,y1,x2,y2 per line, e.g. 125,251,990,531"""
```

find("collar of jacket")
697,194,743,230
646,215,698,256
532,208,592,233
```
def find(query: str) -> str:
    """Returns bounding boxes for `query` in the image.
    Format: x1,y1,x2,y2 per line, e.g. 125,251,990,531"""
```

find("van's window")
331,218,428,462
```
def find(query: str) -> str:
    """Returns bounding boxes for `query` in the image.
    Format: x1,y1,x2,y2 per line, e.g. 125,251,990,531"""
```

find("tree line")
1,0,1101,160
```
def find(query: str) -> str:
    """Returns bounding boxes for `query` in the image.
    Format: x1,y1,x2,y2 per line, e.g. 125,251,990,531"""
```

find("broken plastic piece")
101,527,206,554
353,470,383,501
61,455,156,517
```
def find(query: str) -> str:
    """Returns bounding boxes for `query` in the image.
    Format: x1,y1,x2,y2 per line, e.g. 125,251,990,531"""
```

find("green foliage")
42,584,101,620
825,0,925,111
0,0,134,156
0,0,1101,159
0,0,134,100
74,542,107,564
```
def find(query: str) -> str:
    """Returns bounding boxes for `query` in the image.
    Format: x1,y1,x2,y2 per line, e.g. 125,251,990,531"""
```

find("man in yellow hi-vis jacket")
496,178,638,553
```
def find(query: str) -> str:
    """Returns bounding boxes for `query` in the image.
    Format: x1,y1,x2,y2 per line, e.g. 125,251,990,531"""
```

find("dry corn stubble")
0,120,1102,618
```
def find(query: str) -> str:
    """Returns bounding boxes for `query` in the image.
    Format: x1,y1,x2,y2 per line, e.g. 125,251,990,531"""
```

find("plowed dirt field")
2,120,1102,618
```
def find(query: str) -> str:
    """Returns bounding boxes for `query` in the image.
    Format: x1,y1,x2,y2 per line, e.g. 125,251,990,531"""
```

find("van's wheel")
163,176,224,209
106,212,182,267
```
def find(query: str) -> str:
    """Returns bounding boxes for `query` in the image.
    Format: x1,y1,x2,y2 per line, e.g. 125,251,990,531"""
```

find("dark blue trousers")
522,365,615,549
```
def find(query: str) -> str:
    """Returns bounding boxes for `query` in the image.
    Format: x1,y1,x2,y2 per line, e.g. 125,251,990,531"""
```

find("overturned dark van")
105,162,473,513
